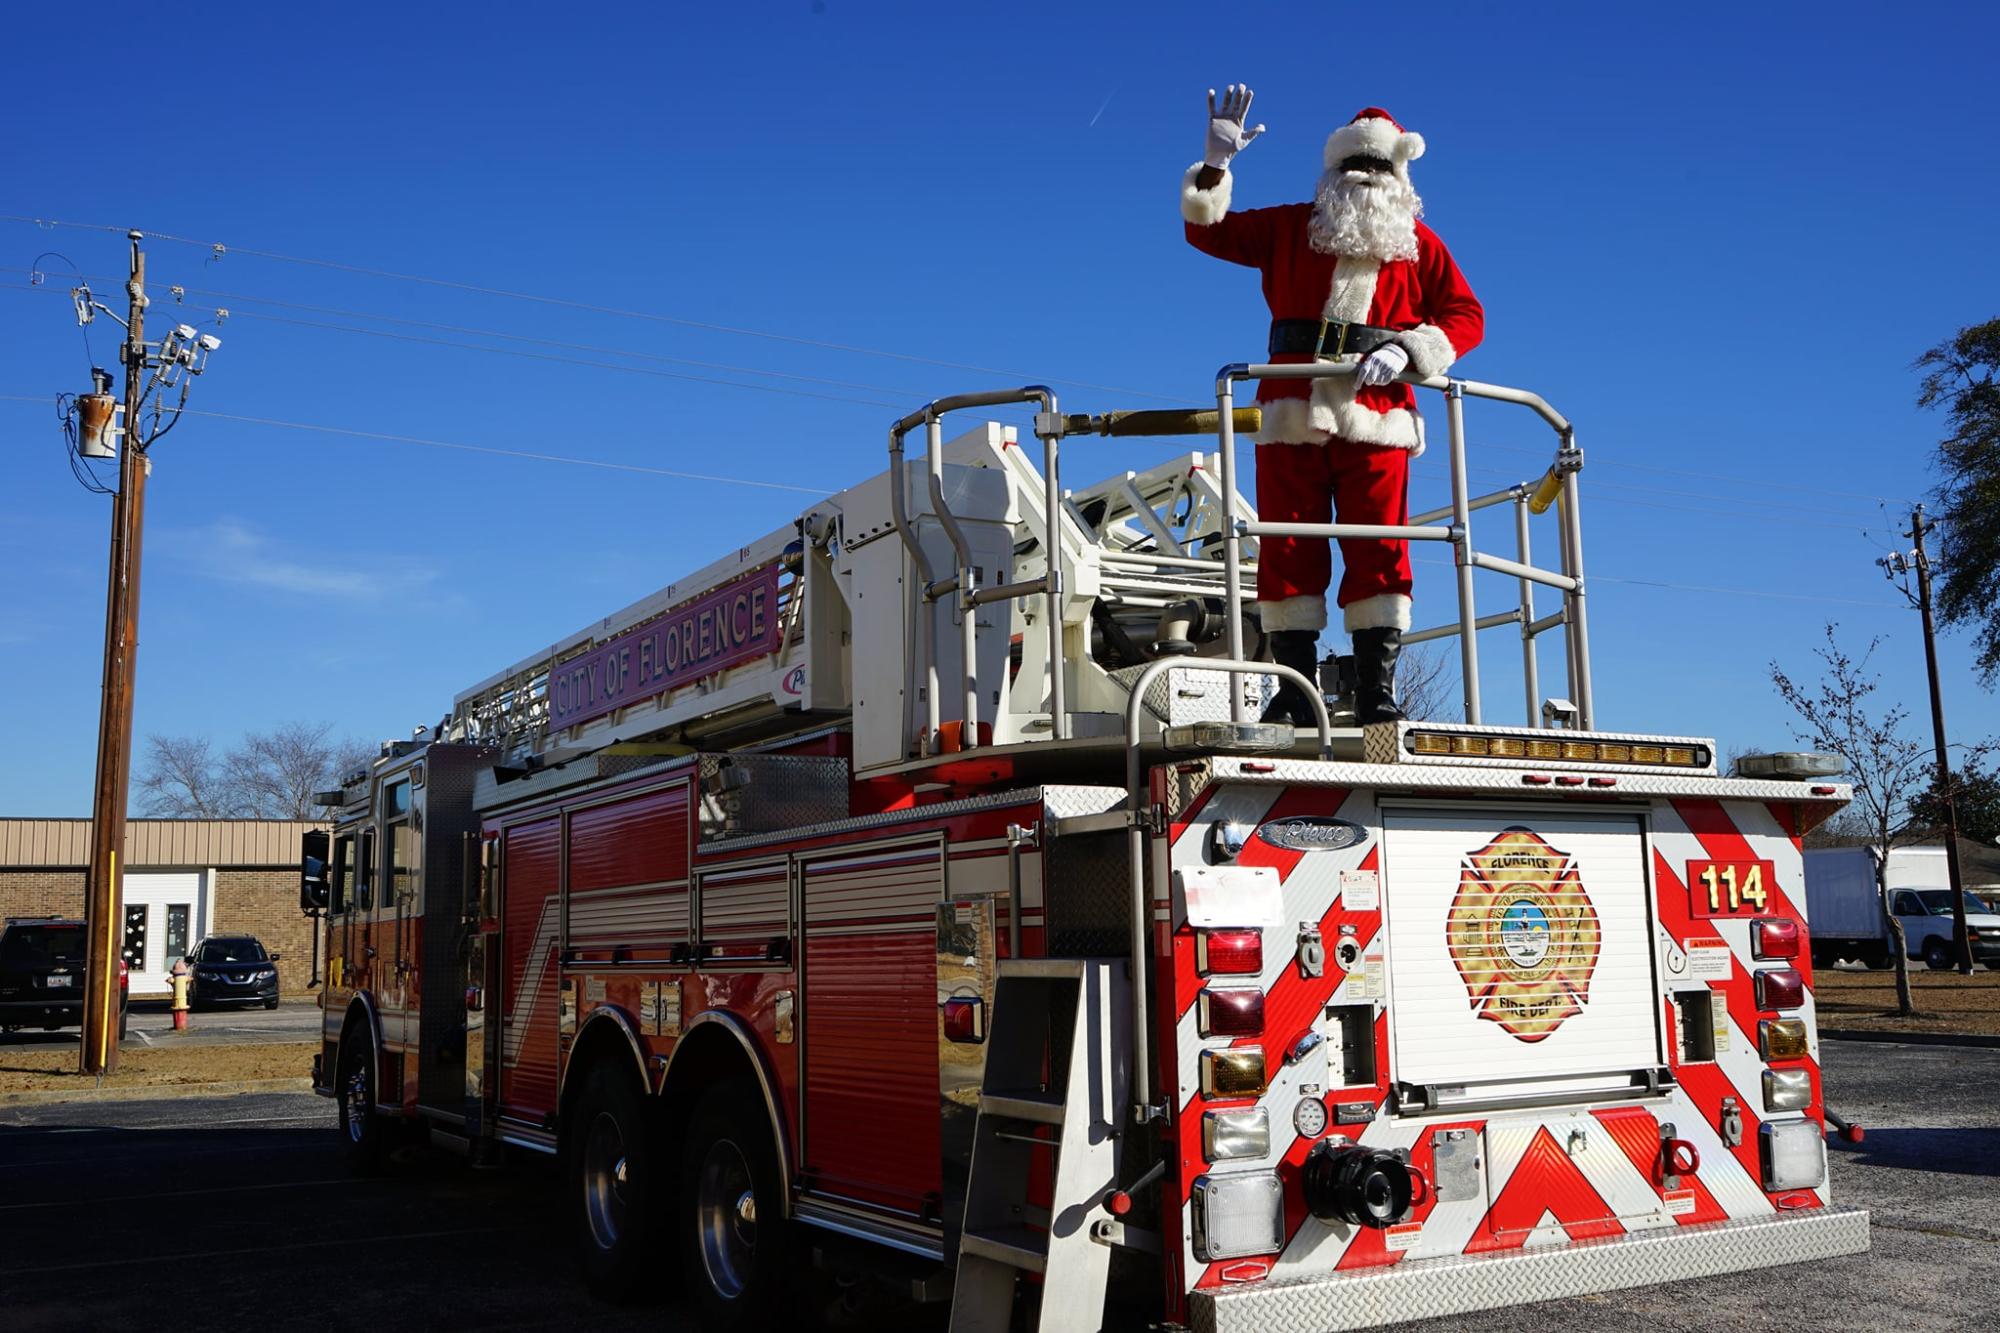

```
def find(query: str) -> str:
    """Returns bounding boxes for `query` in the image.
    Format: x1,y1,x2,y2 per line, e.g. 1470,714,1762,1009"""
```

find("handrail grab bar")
1122,658,1330,1125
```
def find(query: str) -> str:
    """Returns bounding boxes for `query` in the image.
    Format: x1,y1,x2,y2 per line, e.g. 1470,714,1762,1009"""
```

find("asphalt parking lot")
0,1039,1993,1332
0,997,321,1052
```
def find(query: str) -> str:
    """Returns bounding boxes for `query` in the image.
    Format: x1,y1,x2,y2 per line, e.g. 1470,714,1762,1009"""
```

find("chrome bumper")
1192,1206,1870,1333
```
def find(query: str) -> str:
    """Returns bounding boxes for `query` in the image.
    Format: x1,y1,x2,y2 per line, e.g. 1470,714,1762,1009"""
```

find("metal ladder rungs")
960,1225,1050,1275
979,1090,1066,1125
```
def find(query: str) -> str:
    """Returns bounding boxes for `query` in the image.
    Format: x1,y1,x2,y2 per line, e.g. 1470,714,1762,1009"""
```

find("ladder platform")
960,1225,1051,1275
996,957,1090,980
979,1090,1066,1125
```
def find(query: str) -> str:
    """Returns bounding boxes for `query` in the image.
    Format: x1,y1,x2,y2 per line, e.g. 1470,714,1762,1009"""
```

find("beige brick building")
0,819,322,997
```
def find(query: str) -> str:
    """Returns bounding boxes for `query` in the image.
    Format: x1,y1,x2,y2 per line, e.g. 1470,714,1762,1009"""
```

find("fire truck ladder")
949,957,1131,1333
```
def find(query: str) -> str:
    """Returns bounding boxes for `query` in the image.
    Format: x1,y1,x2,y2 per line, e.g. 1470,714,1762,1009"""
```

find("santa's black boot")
1261,630,1323,727
1352,627,1407,726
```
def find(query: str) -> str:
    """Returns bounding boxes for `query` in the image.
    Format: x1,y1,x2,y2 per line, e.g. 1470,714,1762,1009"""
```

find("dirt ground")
0,1041,314,1094
1814,963,2000,1037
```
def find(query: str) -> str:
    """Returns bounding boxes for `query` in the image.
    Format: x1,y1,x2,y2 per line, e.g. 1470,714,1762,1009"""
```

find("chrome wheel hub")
343,1065,369,1145
582,1111,628,1252
696,1138,757,1299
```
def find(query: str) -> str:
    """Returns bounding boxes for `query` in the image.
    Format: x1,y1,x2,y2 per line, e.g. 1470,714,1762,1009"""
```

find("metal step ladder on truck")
298,358,1869,1332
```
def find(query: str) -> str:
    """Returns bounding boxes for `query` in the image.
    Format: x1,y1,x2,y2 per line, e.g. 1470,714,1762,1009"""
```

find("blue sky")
2,0,1996,814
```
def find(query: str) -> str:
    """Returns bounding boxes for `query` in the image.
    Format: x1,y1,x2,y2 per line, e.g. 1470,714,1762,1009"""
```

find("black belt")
1268,319,1402,359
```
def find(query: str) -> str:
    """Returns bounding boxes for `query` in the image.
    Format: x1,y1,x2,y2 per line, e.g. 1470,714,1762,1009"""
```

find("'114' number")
1695,862,1768,914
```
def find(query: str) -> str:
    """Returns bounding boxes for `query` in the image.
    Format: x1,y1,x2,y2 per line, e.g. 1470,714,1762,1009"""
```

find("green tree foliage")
1916,319,2000,683
1911,762,2000,846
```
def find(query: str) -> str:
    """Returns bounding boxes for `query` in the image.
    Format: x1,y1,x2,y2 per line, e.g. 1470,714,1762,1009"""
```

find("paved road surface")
0,1039,1993,1331
0,998,322,1052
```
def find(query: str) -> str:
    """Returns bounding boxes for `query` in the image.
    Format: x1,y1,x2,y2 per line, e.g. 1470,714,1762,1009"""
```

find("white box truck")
1802,846,2000,969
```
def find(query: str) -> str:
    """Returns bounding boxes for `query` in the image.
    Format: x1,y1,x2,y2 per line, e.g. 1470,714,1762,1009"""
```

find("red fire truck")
301,364,1868,1331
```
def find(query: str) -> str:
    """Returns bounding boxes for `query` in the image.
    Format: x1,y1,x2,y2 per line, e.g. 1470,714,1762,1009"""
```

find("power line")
0,215,1183,402
0,394,833,494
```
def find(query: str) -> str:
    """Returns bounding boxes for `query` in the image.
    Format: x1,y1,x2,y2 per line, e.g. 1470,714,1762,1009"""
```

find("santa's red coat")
1183,167,1484,451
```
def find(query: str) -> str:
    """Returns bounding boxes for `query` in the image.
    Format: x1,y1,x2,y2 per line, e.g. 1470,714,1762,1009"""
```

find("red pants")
1255,440,1412,632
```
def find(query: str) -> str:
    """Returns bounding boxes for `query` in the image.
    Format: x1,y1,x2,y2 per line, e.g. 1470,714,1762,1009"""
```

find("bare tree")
229,722,374,819
1770,625,1930,1015
1397,644,1455,721
136,722,371,821
135,735,237,818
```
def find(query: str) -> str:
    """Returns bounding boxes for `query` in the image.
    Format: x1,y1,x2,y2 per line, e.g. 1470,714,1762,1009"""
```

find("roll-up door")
1381,809,1662,1101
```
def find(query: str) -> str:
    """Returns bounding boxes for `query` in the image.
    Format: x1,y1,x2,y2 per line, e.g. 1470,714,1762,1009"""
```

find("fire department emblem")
1445,826,1601,1042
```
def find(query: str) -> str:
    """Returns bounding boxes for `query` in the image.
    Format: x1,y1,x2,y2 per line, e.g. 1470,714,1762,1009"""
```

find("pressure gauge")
1295,1095,1329,1139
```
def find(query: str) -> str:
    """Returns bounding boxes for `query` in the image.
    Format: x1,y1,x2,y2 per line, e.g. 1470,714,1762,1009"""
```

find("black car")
187,935,282,1009
0,917,128,1038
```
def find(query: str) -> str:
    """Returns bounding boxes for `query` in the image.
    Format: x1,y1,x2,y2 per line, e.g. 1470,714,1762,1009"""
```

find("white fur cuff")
1182,163,1232,226
1343,593,1412,632
1259,595,1328,633
1395,323,1457,379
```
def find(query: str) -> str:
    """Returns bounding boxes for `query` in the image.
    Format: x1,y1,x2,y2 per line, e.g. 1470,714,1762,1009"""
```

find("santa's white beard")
1309,170,1422,263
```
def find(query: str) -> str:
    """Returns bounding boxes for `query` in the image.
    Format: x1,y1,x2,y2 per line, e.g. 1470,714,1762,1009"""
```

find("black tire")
264,996,280,1010
1810,946,1836,969
1863,947,1892,970
1923,938,1954,971
337,1023,386,1174
118,1006,128,1040
679,1079,791,1330
566,1061,663,1301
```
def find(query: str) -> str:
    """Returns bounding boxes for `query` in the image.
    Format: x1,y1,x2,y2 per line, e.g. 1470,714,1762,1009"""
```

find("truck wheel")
119,1006,128,1040
1863,947,1891,970
1810,946,1836,968
338,1024,386,1174
568,1061,662,1301
1924,938,1954,971
680,1078,790,1330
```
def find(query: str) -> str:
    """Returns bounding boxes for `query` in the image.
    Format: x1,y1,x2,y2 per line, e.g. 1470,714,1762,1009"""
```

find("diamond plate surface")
1209,756,1851,803
1111,662,1273,725
1040,784,1131,822
1045,830,1133,957
697,753,850,842
1192,1206,1870,1333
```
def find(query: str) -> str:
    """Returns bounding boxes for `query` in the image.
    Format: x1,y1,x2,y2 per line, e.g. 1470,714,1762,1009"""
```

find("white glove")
1205,84,1266,170
1356,342,1410,387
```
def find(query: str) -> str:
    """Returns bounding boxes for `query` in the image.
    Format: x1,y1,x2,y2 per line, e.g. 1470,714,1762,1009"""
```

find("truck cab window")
331,834,353,915
358,828,376,912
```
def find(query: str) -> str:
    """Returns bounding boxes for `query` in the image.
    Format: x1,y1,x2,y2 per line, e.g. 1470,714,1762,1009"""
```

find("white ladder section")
949,958,1131,1333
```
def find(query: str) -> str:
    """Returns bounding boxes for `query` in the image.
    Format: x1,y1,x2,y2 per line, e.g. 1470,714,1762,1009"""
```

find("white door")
1381,809,1663,1098
121,872,209,994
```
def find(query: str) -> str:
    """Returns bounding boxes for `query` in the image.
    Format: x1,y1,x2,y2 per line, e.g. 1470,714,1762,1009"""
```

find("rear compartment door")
1381,809,1664,1106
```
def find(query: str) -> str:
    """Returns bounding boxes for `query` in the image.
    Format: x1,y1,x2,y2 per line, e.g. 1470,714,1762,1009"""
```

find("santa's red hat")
1323,107,1426,171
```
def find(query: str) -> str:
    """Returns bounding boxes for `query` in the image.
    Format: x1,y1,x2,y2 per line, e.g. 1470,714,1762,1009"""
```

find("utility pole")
1880,504,1973,974
80,232,149,1075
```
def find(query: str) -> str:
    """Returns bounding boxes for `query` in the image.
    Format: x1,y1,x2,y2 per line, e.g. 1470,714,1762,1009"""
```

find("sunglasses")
1338,156,1393,175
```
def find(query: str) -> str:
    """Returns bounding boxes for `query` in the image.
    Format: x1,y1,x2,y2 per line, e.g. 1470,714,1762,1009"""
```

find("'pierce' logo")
1445,827,1601,1042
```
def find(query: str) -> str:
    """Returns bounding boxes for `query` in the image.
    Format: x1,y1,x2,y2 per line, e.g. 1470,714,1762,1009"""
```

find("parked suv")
0,917,128,1038
187,935,282,1009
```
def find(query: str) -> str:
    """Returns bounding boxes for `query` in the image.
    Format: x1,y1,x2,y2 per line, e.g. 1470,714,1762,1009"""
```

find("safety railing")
1213,361,1592,729
888,363,1591,762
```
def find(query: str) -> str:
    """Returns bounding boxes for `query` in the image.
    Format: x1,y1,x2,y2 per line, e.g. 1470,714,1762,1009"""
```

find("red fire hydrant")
169,957,192,1031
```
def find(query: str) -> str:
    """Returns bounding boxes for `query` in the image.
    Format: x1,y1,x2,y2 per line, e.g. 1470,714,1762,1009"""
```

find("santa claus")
1183,85,1484,725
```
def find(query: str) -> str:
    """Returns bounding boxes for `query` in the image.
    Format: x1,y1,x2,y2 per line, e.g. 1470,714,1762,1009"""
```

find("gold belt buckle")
1315,318,1349,359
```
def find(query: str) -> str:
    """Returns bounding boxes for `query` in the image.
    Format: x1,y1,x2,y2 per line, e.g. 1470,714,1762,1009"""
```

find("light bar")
1734,751,1846,779
1165,721,1296,754
1404,730,1711,769
1202,1106,1272,1162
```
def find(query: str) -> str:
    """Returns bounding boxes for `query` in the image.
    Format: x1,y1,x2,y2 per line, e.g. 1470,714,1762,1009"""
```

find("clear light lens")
1753,918,1802,960
1763,1066,1813,1112
1197,928,1263,977
1202,1106,1272,1162
1755,968,1805,1011
1164,721,1295,753
1761,1118,1826,1191
1760,1018,1811,1060
1191,1172,1286,1261
1200,1047,1269,1099
1198,987,1265,1038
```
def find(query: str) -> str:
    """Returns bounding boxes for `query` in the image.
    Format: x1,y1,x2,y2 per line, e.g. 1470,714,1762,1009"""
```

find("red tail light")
1198,987,1265,1038
1754,968,1805,1011
1752,918,1800,960
119,958,129,995
1196,929,1263,977
942,996,985,1044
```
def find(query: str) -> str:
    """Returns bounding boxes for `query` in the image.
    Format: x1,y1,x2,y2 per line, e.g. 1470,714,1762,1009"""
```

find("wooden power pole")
80,233,149,1075
1909,505,1975,974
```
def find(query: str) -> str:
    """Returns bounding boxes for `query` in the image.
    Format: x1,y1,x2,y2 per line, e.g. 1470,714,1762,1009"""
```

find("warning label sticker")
1340,869,1380,913
1664,935,1735,983
1665,1189,1698,1217
1383,1222,1424,1252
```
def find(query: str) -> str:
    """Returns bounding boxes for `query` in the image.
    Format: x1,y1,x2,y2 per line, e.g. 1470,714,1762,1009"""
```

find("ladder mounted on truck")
444,360,1595,780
